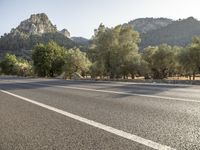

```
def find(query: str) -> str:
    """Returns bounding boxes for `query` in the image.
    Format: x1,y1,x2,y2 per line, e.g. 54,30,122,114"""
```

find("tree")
189,36,200,80
0,53,18,75
90,24,140,79
90,60,106,79
46,41,65,77
142,46,158,79
178,47,194,80
32,43,51,77
0,53,32,76
124,53,143,79
171,46,183,77
13,58,33,76
179,36,200,80
32,41,65,77
142,44,176,79
63,48,91,79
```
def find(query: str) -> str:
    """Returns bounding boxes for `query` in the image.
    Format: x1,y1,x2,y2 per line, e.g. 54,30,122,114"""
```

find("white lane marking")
30,82,200,103
1,90,175,150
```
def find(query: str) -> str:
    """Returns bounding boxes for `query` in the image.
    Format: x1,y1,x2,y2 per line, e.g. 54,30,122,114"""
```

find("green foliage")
178,47,194,76
32,41,65,77
178,36,200,80
0,53,18,75
90,60,106,79
189,36,200,71
143,44,176,79
63,48,91,79
142,46,158,78
90,24,141,79
0,53,32,76
124,53,143,79
13,58,33,76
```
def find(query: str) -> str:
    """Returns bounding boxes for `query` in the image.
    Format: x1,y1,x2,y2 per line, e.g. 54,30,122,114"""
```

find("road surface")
0,76,200,150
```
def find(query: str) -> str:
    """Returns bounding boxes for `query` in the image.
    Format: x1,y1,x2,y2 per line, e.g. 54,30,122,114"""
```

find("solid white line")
0,90,175,150
31,82,200,103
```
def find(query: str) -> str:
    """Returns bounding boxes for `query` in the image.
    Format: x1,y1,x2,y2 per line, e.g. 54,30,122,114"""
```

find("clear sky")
0,0,200,38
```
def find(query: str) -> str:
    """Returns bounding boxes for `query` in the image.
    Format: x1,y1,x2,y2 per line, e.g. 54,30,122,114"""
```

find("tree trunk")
123,74,125,79
100,75,103,79
131,74,135,79
193,72,196,80
189,75,191,80
110,73,114,79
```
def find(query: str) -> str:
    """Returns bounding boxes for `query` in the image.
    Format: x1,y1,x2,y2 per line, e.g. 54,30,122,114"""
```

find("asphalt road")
1,76,200,150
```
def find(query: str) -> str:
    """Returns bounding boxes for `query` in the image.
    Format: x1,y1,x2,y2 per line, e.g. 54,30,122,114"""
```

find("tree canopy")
0,53,32,76
89,24,141,79
63,48,91,79
32,41,65,77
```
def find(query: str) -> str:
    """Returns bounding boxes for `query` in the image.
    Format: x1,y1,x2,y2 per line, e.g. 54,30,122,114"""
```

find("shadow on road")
0,76,195,98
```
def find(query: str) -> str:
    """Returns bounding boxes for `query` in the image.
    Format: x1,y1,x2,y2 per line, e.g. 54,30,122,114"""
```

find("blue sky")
0,0,200,38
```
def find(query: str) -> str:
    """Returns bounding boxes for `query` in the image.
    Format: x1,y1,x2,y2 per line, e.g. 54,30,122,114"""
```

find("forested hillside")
139,17,200,49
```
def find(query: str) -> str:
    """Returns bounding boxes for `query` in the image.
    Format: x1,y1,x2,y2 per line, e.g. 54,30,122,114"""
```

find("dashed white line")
0,90,175,150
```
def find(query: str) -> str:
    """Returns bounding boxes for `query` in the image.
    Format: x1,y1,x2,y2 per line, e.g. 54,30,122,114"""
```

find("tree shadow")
0,76,195,99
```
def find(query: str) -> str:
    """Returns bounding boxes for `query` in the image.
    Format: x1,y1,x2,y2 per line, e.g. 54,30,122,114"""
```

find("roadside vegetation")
0,24,200,80
0,53,32,76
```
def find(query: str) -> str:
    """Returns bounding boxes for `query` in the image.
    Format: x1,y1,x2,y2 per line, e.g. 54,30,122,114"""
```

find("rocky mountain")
127,18,173,33
15,13,57,35
0,13,75,59
140,17,200,49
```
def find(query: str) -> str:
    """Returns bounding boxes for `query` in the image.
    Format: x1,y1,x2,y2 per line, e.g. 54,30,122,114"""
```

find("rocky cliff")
127,18,173,33
14,13,57,35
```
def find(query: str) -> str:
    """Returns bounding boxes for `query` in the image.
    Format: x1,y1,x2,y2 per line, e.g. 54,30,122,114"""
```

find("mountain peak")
0,13,75,53
15,13,57,35
30,13,48,19
59,29,70,38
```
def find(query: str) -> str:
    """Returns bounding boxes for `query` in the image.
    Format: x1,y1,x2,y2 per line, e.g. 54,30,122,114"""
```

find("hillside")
139,17,200,49
0,13,75,59
71,37,90,46
127,17,173,33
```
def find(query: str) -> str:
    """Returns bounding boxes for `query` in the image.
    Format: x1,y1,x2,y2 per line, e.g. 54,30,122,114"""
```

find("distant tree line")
1,24,200,80
88,24,200,80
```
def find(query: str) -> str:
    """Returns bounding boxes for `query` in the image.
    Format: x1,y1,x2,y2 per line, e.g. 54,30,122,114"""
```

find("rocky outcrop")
15,13,57,35
127,18,173,33
59,29,70,38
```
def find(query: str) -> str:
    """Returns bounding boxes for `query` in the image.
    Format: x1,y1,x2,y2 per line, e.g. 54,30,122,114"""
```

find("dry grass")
168,76,200,80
